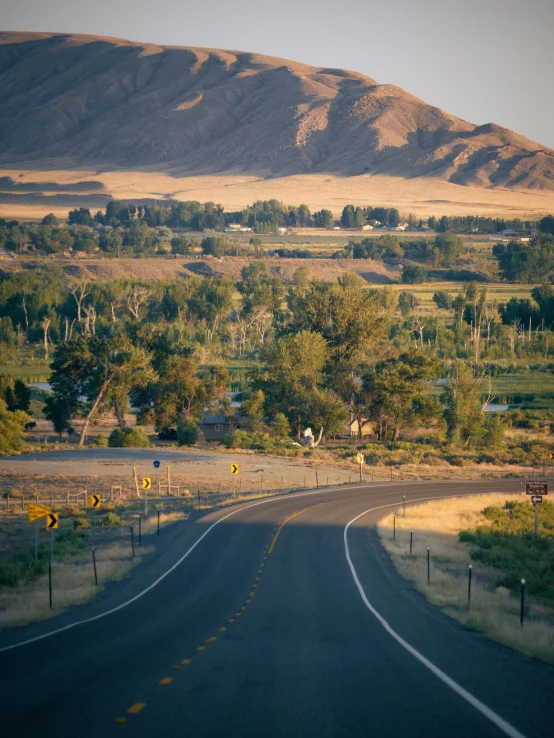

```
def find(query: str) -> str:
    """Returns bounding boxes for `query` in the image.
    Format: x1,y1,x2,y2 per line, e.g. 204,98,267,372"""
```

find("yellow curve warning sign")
28,503,51,523
142,478,151,490
231,464,239,474
46,513,59,529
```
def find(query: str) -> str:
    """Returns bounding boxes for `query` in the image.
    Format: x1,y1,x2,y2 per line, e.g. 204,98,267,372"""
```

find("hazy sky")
2,0,553,148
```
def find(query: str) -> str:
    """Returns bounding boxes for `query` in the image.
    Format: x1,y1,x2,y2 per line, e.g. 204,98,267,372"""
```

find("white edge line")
344,495,527,738
0,480,407,653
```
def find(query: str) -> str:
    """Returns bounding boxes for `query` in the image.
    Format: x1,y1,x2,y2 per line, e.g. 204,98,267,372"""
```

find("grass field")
378,495,554,662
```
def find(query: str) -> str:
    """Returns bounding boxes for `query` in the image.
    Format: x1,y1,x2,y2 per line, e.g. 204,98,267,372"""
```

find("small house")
345,418,373,439
198,412,233,441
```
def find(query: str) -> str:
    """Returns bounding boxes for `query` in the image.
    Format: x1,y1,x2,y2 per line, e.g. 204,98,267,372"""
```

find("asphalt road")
1,479,552,738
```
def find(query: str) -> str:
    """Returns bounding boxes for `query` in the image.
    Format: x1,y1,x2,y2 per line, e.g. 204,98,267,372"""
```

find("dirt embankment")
1,256,400,284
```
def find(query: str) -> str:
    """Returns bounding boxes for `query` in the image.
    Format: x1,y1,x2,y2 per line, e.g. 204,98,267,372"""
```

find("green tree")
242,389,266,430
313,209,334,229
47,333,154,447
434,232,463,266
364,351,440,440
271,412,291,438
442,361,487,447
493,235,554,282
341,205,355,228
402,265,427,284
0,398,29,455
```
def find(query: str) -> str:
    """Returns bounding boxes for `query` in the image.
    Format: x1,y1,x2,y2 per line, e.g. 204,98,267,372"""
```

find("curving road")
0,480,552,738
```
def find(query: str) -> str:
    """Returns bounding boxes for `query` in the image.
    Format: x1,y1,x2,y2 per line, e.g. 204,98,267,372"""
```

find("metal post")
393,514,396,540
467,565,472,609
156,467,159,497
359,462,363,483
167,465,171,496
50,530,54,562
48,559,52,609
427,547,430,583
145,488,148,516
520,578,525,626
157,510,160,537
34,521,38,562
316,470,319,489
197,488,200,510
534,502,539,536
138,516,142,546
403,495,406,517
92,549,98,586
409,530,413,557
260,475,264,492
130,526,135,557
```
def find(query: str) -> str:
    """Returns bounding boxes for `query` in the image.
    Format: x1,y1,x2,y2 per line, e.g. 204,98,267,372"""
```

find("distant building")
277,227,288,235
225,224,252,233
395,223,409,231
345,418,373,438
198,412,233,441
360,224,374,231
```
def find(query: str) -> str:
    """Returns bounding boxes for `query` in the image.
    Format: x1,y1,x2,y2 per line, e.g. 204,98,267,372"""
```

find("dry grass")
2,169,554,220
0,544,153,629
378,494,554,662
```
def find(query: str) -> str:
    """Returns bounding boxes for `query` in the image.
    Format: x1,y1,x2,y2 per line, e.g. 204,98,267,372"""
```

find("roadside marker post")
403,495,406,517
409,530,413,557
316,470,319,489
48,559,52,609
138,516,142,547
520,578,526,626
130,526,135,558
427,547,430,583
92,549,98,586
157,510,160,537
467,565,472,609
393,514,396,540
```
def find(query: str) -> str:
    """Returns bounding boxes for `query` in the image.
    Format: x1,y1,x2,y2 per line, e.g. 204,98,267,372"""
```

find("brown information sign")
526,480,548,496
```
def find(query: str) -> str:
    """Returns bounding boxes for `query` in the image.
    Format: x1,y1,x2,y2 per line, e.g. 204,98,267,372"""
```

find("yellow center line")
127,703,146,714
159,677,173,685
181,659,192,665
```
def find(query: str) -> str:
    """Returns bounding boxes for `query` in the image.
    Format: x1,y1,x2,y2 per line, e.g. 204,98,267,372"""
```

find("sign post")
142,478,151,514
526,480,548,535
154,460,160,497
356,453,364,483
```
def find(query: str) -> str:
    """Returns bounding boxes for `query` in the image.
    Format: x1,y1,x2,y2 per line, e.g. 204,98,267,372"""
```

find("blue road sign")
153,460,160,469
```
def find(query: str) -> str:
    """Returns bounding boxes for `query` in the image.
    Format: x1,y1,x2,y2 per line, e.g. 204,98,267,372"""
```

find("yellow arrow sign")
28,503,51,523
91,494,101,508
356,453,365,464
550,452,554,461
231,464,239,475
142,477,151,490
46,513,59,529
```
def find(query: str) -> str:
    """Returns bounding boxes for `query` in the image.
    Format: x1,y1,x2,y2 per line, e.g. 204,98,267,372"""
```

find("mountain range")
0,31,553,192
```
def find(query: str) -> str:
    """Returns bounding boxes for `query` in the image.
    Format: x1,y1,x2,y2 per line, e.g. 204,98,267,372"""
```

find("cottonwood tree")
441,360,492,447
47,333,154,446
363,351,440,441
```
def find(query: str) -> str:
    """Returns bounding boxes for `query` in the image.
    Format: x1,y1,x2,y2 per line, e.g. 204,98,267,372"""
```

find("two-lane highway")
1,480,552,737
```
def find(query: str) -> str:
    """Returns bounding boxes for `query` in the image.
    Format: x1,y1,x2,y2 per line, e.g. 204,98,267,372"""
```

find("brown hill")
0,32,553,190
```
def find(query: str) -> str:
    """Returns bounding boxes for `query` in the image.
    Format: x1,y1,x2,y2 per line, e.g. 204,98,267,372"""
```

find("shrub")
97,511,122,528
177,424,198,446
73,516,91,529
93,434,109,447
108,426,151,448
402,265,427,284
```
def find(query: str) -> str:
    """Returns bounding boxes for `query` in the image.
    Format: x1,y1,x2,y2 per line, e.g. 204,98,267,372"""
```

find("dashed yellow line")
127,703,146,714
116,496,356,725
